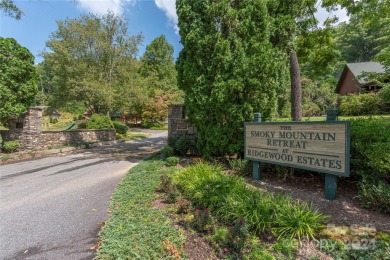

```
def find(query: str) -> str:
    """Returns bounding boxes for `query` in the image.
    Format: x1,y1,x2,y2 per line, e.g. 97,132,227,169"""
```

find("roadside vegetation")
97,150,390,259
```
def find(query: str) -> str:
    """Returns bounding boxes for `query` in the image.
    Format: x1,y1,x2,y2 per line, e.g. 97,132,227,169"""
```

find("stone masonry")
168,105,197,137
0,107,115,150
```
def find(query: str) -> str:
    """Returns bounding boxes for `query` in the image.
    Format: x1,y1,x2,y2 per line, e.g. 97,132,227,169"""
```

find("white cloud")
154,0,179,34
75,0,136,15
316,5,349,26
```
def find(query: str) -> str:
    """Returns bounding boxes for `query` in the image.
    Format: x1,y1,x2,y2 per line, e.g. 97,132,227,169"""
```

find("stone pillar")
168,105,184,136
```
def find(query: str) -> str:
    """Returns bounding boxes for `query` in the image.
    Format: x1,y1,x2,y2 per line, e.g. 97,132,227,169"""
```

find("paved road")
0,130,167,260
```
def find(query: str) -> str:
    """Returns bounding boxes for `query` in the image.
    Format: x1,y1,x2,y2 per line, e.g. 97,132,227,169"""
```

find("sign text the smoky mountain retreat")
244,122,350,177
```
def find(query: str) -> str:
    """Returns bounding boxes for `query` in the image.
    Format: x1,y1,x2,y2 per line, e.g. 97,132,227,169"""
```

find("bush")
166,156,179,166
86,114,114,129
168,134,197,156
349,118,390,212
113,121,129,135
3,140,20,153
160,146,174,158
173,163,327,240
359,179,390,213
378,84,390,111
0,134,3,149
350,118,390,181
77,122,87,129
228,158,252,176
339,93,383,116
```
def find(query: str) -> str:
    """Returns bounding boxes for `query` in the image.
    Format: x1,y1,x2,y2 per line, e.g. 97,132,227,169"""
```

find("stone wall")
0,107,115,149
168,105,197,137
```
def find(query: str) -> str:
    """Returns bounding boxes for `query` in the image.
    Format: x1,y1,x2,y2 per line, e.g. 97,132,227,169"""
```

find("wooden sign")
245,122,350,177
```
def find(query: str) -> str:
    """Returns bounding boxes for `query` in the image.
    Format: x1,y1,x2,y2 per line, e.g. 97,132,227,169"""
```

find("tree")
0,0,23,20
0,37,38,123
138,35,182,124
42,12,143,114
177,0,284,157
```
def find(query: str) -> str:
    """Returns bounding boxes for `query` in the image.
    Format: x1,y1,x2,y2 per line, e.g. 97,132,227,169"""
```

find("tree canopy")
176,0,285,157
0,0,23,20
0,37,38,123
42,12,143,114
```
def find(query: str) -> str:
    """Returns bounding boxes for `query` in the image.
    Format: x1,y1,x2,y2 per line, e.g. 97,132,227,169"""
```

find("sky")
0,0,348,64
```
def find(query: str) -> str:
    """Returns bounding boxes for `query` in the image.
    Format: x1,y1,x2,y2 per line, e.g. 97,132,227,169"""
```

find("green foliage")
173,163,327,240
49,118,59,124
0,134,3,149
340,93,383,116
229,217,249,252
378,84,390,111
272,201,327,240
227,158,252,176
210,227,229,246
42,13,143,114
272,238,298,258
112,121,128,135
86,114,114,129
176,198,191,214
176,0,285,157
3,140,20,153
77,122,87,129
160,146,174,159
167,134,197,156
192,208,214,233
349,118,390,181
349,118,390,212
0,0,23,20
359,179,390,213
165,156,179,167
96,160,184,259
0,37,38,123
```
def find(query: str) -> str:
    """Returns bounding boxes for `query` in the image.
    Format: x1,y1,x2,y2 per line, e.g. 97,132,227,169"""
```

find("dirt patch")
247,170,390,233
297,240,333,260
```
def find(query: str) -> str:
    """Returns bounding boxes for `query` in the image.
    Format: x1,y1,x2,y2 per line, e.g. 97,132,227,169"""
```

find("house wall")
339,69,360,95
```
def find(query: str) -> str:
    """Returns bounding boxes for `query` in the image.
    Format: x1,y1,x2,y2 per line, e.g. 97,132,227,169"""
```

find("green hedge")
86,114,114,129
113,121,129,135
350,118,390,212
340,93,383,116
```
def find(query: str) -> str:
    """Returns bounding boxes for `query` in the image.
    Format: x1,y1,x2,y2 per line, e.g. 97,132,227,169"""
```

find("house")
335,62,386,95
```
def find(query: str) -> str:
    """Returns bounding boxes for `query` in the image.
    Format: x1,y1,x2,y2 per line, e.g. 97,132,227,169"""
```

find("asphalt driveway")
0,130,167,259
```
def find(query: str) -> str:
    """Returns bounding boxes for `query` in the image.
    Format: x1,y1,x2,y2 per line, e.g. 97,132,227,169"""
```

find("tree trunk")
289,51,302,121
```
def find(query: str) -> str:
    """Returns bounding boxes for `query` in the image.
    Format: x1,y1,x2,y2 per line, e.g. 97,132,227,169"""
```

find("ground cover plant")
172,163,327,240
95,158,185,259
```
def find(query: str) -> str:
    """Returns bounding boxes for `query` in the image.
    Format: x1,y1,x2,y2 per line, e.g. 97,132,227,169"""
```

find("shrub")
173,163,327,240
160,146,174,158
210,227,229,246
272,201,327,240
339,93,383,116
359,179,390,213
176,198,191,214
3,141,20,153
192,208,214,232
228,158,252,176
350,118,390,182
378,84,390,111
77,122,87,129
86,114,114,129
113,121,129,135
167,134,197,156
0,134,3,149
229,217,249,252
175,135,195,156
166,156,179,166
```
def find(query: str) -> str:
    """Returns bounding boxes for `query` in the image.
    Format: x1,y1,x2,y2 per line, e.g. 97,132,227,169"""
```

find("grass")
95,157,185,259
275,114,390,122
116,130,149,141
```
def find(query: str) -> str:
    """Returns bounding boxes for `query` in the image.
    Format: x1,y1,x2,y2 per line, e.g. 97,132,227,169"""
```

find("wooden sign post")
245,110,350,200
